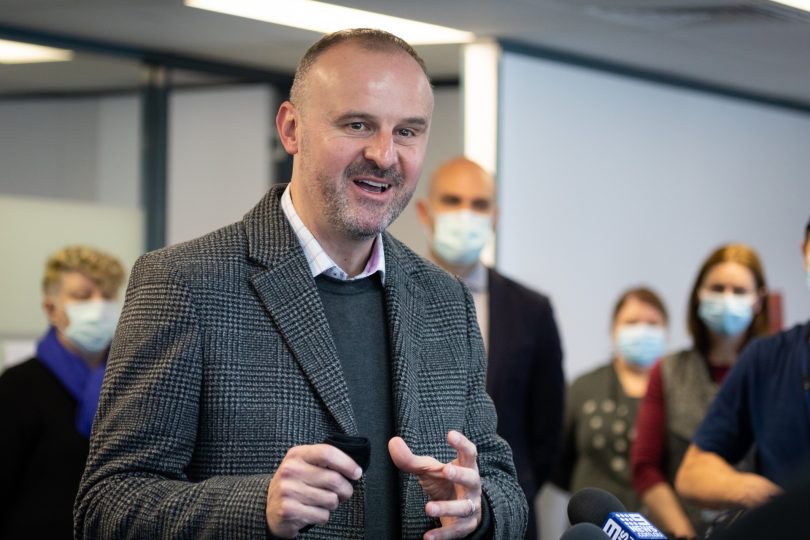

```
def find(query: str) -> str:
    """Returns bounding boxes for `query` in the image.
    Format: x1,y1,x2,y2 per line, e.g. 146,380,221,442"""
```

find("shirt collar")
281,184,385,283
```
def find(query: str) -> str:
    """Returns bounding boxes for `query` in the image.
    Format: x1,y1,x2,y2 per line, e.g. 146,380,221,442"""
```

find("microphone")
561,522,611,539
568,487,625,526
567,487,667,540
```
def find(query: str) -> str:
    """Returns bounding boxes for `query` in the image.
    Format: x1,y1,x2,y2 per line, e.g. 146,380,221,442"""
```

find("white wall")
497,51,810,540
0,95,139,205
167,84,277,245
499,52,810,381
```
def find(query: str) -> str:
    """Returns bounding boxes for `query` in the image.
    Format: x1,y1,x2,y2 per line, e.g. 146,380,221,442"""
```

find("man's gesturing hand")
265,444,362,538
389,430,483,540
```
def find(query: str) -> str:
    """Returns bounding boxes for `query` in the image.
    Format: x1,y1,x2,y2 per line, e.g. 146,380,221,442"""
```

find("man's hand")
265,444,362,538
676,444,783,510
733,472,782,509
389,430,482,540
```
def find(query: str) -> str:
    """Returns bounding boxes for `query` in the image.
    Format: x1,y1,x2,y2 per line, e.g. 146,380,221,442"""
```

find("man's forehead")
311,41,427,81
432,165,494,197
303,43,433,121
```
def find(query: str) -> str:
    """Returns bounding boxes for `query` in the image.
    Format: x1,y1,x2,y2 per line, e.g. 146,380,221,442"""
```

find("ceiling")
0,0,809,106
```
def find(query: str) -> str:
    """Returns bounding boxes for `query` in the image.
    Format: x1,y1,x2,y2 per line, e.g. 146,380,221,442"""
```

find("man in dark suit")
74,30,526,539
417,157,565,539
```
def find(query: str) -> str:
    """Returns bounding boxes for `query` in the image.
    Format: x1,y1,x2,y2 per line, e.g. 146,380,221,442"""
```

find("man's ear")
276,101,300,155
415,199,433,231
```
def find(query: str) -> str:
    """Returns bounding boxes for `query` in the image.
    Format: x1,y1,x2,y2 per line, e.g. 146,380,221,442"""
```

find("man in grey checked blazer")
74,29,527,539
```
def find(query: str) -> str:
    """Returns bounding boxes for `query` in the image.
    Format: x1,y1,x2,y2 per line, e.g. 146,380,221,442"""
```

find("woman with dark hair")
554,287,669,511
631,243,769,539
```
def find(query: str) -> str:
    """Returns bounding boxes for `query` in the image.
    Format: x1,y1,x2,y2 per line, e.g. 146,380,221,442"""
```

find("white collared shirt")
462,262,490,351
281,185,386,283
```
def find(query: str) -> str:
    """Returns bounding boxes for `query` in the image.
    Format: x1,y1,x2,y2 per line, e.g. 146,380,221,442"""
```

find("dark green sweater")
316,273,400,538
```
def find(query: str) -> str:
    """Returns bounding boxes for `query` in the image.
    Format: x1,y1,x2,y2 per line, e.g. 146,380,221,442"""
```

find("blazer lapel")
245,185,358,436
382,235,425,510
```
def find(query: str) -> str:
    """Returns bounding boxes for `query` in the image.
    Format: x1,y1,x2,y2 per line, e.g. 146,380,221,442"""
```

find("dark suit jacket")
487,269,564,498
74,185,526,539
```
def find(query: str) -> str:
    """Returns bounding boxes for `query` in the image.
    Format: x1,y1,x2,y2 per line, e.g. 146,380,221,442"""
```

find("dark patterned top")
554,362,641,511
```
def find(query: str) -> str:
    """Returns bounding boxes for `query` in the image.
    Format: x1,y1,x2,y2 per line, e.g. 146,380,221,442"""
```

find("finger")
425,497,480,520
276,451,355,501
294,443,363,481
273,497,332,533
280,475,346,510
422,514,477,540
441,463,481,491
389,437,445,475
447,431,478,469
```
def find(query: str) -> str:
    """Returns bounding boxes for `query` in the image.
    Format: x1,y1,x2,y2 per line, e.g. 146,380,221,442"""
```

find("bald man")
417,157,565,539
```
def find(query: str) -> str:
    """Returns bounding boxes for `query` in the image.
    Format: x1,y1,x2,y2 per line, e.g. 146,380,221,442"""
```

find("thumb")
388,436,414,471
388,436,443,474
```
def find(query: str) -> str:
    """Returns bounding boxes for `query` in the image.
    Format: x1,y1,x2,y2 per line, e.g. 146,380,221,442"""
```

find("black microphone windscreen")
560,522,611,539
567,487,627,527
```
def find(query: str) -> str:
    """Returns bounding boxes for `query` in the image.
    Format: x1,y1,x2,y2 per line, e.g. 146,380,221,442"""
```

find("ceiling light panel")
0,39,73,64
185,0,475,45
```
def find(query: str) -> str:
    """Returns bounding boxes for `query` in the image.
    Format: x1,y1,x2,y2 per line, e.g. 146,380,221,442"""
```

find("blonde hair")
42,245,125,298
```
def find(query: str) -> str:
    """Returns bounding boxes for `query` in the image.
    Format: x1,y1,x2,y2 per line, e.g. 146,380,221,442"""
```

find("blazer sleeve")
74,251,272,540
459,281,529,539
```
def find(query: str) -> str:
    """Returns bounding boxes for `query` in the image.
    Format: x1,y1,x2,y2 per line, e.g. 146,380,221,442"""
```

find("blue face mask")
64,300,121,354
616,324,667,368
431,210,492,267
698,292,755,337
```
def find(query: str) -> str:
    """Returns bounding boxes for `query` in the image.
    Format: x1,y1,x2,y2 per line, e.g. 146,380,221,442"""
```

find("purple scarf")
36,327,106,438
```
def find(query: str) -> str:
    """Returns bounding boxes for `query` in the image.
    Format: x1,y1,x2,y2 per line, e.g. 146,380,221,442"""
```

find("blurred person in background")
676,221,810,518
631,243,769,538
417,156,564,539
0,245,124,539
553,287,669,511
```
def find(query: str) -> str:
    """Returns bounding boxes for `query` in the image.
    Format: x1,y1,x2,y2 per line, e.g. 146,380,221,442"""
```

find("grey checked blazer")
74,184,527,539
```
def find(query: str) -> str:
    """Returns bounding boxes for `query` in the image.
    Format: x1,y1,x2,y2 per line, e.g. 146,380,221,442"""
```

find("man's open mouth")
354,179,389,193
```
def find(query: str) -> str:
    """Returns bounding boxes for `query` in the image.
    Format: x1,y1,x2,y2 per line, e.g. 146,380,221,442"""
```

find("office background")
2,3,810,538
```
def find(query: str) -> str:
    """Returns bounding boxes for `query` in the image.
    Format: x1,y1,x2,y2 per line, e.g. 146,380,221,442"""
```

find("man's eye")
398,128,415,137
348,122,365,131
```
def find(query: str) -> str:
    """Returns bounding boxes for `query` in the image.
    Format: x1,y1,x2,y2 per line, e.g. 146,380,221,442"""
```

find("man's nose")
364,131,396,170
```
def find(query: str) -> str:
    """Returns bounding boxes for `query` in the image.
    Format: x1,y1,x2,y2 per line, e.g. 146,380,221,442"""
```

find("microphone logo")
602,513,667,539
603,518,630,540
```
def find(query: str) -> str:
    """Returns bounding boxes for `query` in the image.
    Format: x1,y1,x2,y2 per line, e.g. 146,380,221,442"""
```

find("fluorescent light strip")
770,0,810,11
0,39,73,64
185,0,475,45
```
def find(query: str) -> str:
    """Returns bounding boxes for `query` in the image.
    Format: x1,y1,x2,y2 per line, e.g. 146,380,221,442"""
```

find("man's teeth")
356,179,388,192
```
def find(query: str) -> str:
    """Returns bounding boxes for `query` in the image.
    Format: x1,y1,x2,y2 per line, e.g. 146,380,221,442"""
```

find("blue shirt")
693,320,810,488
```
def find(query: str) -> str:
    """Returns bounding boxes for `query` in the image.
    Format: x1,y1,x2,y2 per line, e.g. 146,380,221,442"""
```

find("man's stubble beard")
318,165,416,241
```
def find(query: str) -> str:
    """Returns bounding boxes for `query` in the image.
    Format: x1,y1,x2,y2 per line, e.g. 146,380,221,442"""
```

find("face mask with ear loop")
64,300,121,354
616,324,667,368
429,210,492,267
698,292,756,337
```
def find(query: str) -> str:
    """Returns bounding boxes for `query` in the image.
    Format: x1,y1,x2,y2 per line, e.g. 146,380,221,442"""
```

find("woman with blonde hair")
0,245,125,538
631,243,769,538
